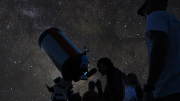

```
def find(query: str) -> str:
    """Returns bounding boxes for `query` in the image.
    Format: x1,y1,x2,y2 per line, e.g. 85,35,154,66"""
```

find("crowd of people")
46,60,143,101
46,0,180,100
83,58,143,101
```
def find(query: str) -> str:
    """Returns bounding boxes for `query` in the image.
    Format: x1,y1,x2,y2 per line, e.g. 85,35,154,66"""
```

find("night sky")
0,0,180,101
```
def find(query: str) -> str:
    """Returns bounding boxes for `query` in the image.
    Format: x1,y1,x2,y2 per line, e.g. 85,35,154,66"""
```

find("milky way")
0,0,180,101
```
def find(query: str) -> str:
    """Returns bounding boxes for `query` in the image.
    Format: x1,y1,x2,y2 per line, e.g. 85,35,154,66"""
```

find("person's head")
97,58,114,76
88,81,95,90
138,0,168,17
126,73,139,86
53,77,61,83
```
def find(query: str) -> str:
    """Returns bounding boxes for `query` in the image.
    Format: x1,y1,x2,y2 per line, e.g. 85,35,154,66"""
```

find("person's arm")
95,79,103,100
146,30,169,87
97,87,103,100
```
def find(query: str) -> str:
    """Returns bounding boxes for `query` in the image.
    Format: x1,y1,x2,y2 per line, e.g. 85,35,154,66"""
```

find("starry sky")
0,0,180,101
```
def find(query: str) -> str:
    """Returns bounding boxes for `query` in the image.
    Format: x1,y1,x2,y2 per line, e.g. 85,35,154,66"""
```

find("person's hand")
143,91,155,101
95,79,102,89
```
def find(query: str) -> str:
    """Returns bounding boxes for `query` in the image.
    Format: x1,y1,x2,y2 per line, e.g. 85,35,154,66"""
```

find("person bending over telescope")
95,58,125,101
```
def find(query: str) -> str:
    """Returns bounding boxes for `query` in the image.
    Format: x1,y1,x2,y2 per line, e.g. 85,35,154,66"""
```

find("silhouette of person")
95,57,125,101
81,81,100,101
125,73,143,101
67,85,81,101
45,77,67,101
137,0,180,101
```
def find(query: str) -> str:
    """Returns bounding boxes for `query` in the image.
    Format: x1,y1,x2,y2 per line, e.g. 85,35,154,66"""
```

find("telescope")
38,28,96,101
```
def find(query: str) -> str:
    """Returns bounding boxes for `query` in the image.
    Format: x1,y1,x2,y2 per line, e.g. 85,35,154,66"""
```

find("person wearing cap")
137,0,180,101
